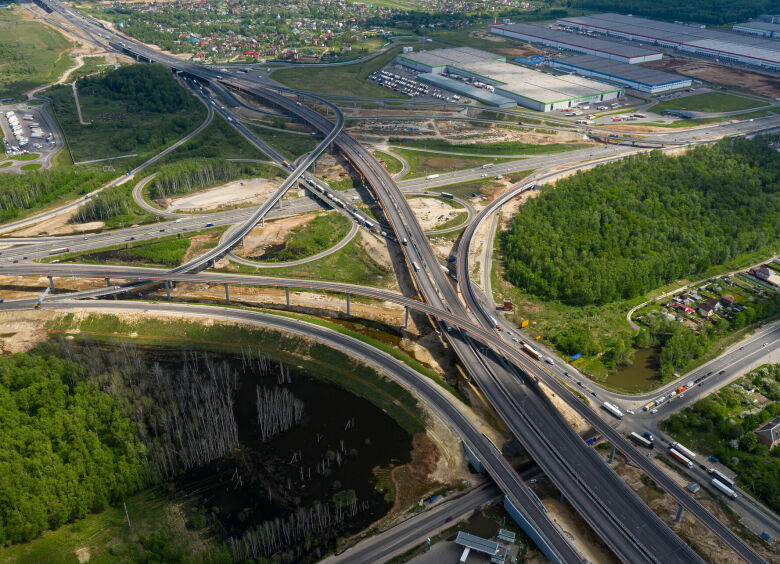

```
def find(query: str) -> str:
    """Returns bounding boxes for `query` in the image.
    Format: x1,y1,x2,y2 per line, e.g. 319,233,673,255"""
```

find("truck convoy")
670,442,697,461
708,468,735,489
712,478,738,499
669,448,694,469
629,432,654,449
602,402,623,419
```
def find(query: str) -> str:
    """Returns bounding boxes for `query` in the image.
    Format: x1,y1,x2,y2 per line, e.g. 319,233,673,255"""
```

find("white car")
625,409,635,415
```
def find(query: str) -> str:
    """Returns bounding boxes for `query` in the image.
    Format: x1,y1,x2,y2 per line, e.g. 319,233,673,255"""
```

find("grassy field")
228,233,396,289
52,227,225,267
392,148,513,178
67,55,113,82
9,152,40,161
271,46,410,99
0,7,73,101
650,92,767,114
392,138,588,157
251,212,352,262
373,150,404,175
20,163,41,170
426,172,533,199
0,161,12,168
0,488,214,564
247,123,319,159
152,116,263,165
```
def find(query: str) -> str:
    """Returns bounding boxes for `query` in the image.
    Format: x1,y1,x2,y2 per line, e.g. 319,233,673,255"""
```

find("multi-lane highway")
6,2,776,561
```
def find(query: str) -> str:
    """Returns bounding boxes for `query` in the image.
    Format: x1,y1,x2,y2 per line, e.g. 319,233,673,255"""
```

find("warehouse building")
549,55,692,93
733,20,780,38
489,22,662,63
557,13,780,71
396,47,623,112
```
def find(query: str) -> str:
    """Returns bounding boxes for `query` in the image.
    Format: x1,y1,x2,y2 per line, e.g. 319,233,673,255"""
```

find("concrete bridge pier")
609,444,616,464
403,306,410,329
224,283,230,304
675,504,684,523
105,277,111,287
47,276,54,291
164,281,171,300
285,287,290,307
345,293,350,316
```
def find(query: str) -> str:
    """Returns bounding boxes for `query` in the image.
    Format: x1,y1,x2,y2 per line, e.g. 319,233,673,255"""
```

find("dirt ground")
161,177,283,212
598,449,777,563
9,212,104,237
0,310,57,354
645,58,780,98
542,497,619,563
498,188,539,230
407,197,463,231
233,213,316,259
537,381,591,435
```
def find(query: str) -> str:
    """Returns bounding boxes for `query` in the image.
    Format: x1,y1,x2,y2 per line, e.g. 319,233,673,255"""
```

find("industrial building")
549,55,692,93
557,13,780,71
396,47,623,112
733,20,780,38
489,22,663,63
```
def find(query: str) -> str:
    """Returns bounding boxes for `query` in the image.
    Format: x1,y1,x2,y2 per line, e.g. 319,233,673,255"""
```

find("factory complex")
549,55,692,94
489,22,662,64
558,13,780,71
396,47,623,112
733,20,780,38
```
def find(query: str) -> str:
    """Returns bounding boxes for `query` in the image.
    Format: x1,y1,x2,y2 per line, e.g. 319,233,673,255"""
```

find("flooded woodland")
62,340,415,562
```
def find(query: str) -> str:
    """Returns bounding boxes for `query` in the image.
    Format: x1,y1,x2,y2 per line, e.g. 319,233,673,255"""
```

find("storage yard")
490,22,663,64
558,13,780,72
550,55,692,94
396,47,623,112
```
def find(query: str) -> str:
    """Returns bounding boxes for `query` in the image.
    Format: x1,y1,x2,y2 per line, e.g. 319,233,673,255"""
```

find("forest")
567,0,779,24
149,158,278,200
501,137,780,306
664,364,780,513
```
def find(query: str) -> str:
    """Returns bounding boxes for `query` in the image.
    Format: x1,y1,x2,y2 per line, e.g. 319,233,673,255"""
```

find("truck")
412,261,420,271
711,478,738,499
48,247,70,255
643,431,654,442
676,384,687,393
602,402,623,419
669,448,694,469
522,343,541,361
482,163,494,169
489,316,500,329
708,469,735,489
629,432,654,449
440,192,455,200
401,237,408,246
670,442,697,460
426,174,440,180
643,400,656,412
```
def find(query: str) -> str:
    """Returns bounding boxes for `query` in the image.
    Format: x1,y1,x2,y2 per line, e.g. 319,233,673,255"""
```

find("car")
528,478,537,484
718,370,724,375
591,391,597,397
445,516,454,522
707,371,713,376
159,228,165,232
577,381,582,386
651,408,658,414
626,409,635,415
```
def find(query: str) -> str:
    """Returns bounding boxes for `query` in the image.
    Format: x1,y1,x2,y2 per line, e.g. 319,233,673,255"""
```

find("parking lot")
0,102,59,173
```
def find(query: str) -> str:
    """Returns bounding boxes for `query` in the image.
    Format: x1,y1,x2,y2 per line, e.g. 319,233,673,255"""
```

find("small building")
698,297,722,318
755,267,780,286
455,531,507,563
687,481,701,493
720,294,737,307
755,416,780,449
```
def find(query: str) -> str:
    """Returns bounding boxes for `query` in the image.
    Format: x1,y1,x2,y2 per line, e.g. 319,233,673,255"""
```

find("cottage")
755,267,780,286
698,297,721,318
720,294,737,307
755,416,780,449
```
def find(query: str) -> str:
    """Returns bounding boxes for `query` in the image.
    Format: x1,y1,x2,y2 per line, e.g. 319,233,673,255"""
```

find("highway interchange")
4,1,780,561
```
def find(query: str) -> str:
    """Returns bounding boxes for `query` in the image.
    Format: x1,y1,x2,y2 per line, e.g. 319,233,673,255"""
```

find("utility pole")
123,502,131,529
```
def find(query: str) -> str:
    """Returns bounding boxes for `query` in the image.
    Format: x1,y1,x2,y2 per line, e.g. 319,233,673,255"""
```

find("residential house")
698,297,721,318
755,267,780,286
720,294,737,307
755,416,780,449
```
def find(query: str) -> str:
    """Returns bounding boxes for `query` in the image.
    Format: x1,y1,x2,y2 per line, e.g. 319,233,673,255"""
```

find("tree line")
501,136,780,306
566,0,779,25
149,158,276,200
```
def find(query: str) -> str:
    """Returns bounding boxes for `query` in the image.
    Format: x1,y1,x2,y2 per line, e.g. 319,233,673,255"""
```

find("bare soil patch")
645,58,780,98
161,177,282,212
0,311,57,354
234,213,315,259
407,197,463,230
490,44,545,59
8,207,104,237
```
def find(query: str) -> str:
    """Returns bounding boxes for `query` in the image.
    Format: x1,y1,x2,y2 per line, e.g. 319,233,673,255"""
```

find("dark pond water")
603,347,662,393
140,347,413,561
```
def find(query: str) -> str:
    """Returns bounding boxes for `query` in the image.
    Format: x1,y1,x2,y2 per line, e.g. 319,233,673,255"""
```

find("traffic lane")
326,483,501,564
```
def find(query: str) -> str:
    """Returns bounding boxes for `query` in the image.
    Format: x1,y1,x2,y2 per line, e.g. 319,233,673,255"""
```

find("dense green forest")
664,364,780,513
502,137,780,306
0,343,147,545
149,158,278,200
567,0,780,25
0,167,113,223
48,63,205,160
